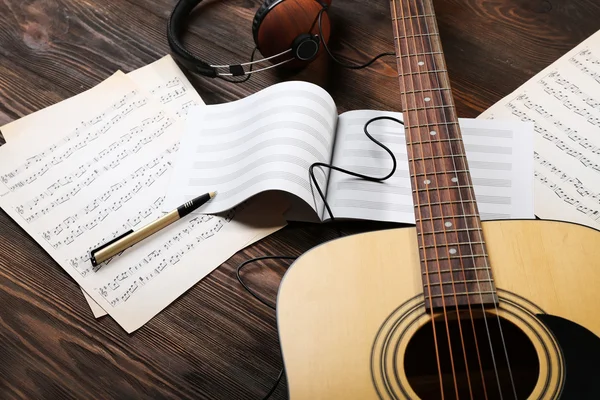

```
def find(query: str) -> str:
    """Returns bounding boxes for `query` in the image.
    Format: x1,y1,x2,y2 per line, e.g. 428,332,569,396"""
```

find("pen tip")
209,191,217,199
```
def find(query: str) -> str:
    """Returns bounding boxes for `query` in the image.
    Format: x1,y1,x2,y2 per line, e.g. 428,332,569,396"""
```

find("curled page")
163,81,339,220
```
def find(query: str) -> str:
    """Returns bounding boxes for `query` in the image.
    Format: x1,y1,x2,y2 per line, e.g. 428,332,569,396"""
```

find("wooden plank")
0,0,599,398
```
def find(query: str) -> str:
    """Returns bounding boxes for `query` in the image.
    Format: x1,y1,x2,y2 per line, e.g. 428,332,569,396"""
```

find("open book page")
163,81,339,220
479,30,600,230
0,72,286,333
324,110,534,223
0,55,207,318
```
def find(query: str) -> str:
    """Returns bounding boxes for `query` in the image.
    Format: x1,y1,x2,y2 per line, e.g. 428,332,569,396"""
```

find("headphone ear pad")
252,0,283,47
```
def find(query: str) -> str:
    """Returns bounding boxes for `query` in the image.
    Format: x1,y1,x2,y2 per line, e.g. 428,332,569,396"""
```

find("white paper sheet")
479,30,600,230
0,71,286,332
325,110,535,222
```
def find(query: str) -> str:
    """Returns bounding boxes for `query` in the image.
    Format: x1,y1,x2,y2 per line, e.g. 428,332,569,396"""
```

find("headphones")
167,0,333,79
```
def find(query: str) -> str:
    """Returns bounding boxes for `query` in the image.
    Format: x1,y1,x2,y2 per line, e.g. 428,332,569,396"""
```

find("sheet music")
163,81,338,218
0,72,286,332
479,30,600,230
0,55,207,318
324,110,535,222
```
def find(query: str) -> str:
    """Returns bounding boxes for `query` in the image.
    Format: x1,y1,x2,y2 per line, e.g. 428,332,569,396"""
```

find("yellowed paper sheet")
1,55,207,318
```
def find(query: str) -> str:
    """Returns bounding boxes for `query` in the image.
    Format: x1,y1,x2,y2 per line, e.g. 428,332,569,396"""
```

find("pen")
90,191,216,267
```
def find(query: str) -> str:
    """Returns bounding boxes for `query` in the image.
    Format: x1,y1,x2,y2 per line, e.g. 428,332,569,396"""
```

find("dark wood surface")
0,0,598,398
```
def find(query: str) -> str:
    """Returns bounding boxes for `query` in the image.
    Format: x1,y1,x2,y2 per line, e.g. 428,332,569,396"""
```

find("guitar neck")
389,0,497,310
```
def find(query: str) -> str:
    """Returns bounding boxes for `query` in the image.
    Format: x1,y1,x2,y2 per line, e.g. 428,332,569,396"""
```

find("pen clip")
90,229,133,267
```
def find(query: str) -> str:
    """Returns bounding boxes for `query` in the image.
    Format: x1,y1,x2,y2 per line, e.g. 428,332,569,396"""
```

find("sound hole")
404,313,539,399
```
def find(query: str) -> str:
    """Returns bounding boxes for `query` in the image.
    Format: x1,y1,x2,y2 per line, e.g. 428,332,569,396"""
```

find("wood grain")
0,0,599,398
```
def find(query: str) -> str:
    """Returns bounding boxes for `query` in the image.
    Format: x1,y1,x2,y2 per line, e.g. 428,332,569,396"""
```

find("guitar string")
407,1,477,398
419,0,517,397
392,0,451,397
417,2,501,397
396,1,472,397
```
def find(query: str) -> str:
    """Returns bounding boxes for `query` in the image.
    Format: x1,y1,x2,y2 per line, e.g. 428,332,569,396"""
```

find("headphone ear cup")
252,0,283,48
253,0,331,69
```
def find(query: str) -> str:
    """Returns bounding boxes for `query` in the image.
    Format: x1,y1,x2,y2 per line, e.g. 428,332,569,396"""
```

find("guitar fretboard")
390,0,497,310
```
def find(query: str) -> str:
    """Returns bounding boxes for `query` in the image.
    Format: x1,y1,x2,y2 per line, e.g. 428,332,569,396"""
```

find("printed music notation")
137,74,201,120
1,92,147,188
93,207,238,307
14,115,176,223
505,96,600,174
535,152,600,204
569,49,600,83
40,150,174,253
478,30,600,230
535,170,600,224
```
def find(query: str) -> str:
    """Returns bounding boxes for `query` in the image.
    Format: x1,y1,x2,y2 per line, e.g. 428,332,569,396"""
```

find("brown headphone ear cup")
253,0,331,68
252,0,283,46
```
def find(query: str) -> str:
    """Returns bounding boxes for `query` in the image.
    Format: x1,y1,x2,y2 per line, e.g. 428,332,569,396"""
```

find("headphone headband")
167,0,218,77
167,0,329,78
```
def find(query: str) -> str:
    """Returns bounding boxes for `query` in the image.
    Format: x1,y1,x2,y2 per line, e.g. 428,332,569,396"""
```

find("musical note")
509,98,600,173
0,91,145,189
91,207,239,305
535,169,600,219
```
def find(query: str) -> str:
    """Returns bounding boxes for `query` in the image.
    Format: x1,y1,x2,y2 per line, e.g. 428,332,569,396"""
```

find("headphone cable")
317,8,395,70
236,116,403,399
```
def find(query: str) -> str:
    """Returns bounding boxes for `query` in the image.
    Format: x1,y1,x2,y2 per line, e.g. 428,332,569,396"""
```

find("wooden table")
1,0,598,398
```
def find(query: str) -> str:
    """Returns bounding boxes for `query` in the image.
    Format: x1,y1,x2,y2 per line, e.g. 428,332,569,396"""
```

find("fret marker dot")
449,248,457,255
424,179,431,185
451,177,459,183
445,222,452,227
424,97,431,102
418,61,425,66
430,131,437,136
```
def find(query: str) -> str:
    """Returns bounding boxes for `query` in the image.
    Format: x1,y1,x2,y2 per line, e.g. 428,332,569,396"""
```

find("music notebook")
164,81,535,224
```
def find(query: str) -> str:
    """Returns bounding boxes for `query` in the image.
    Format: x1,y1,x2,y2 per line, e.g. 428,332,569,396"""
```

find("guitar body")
277,220,600,399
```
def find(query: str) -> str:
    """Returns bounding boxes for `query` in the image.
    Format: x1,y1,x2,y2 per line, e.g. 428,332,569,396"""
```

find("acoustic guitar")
276,0,600,398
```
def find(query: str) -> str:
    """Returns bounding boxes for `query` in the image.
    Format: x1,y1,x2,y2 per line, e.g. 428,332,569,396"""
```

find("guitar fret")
406,138,464,146
423,267,491,275
392,14,436,20
405,105,454,112
420,241,486,249
423,279,494,287
397,51,444,58
405,122,459,129
403,88,452,95
400,69,447,77
418,228,483,236
415,200,477,207
418,214,481,221
423,254,488,262
428,290,496,299
395,33,440,40
413,170,470,177
409,154,466,162
414,185,474,192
